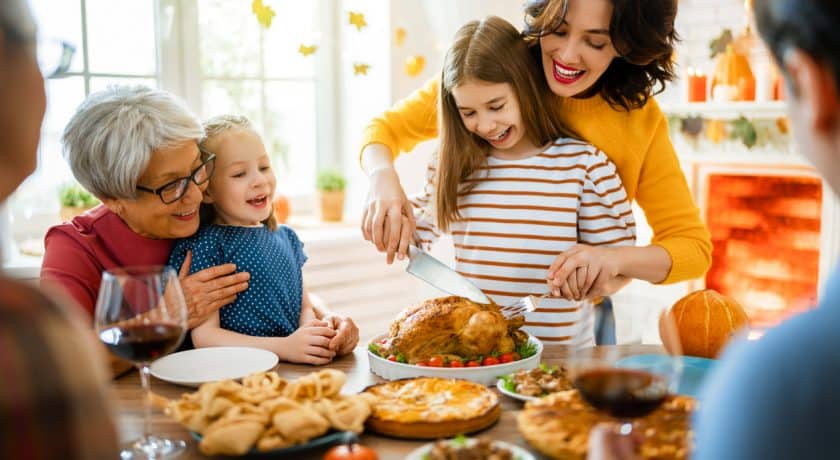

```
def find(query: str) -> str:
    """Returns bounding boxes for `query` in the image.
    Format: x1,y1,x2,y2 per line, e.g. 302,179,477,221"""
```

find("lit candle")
687,67,707,103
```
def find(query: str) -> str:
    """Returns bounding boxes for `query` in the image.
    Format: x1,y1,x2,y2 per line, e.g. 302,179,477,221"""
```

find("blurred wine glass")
567,301,682,438
95,266,187,459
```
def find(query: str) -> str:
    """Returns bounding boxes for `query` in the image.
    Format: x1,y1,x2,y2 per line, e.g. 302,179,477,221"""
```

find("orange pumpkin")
273,194,290,223
661,289,749,359
711,44,755,101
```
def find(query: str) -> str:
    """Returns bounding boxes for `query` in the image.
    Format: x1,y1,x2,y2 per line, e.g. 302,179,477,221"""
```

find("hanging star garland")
252,0,276,29
395,27,407,47
298,44,318,57
348,11,367,31
353,63,371,75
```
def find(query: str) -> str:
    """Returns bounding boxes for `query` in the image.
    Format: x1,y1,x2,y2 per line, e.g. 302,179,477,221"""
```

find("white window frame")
1,0,342,260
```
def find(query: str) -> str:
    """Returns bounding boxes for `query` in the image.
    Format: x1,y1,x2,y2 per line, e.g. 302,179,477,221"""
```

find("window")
7,0,335,249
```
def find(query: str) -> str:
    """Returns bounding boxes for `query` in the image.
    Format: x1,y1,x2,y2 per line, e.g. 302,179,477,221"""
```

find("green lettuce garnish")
499,374,516,392
516,341,538,359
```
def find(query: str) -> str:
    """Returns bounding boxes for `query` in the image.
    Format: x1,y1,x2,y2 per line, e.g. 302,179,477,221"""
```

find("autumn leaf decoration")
353,63,370,75
730,116,758,148
349,11,367,31
709,29,734,59
298,44,317,57
252,0,276,29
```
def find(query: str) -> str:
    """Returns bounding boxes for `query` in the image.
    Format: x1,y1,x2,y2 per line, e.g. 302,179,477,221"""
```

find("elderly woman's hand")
324,314,359,355
547,244,625,300
179,251,250,329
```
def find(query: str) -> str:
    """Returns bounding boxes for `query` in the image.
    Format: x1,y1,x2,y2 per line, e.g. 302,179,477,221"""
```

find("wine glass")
566,300,682,438
95,266,188,459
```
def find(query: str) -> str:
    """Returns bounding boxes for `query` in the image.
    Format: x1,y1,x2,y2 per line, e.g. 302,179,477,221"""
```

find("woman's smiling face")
539,0,620,98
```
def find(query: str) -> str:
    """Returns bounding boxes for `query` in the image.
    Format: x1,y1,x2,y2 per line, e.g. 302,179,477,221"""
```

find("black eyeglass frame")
136,151,216,204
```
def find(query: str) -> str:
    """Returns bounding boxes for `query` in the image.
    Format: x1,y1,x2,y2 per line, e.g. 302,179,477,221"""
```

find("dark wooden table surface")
112,344,661,460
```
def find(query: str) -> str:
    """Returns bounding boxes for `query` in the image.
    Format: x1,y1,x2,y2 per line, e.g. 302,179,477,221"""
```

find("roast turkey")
383,296,527,364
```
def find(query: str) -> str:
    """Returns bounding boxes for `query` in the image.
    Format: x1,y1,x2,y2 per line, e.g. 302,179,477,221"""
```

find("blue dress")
168,224,306,337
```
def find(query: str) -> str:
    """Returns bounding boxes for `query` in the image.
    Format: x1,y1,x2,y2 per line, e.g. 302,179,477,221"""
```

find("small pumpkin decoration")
323,443,378,460
660,289,750,359
273,194,291,224
711,44,755,102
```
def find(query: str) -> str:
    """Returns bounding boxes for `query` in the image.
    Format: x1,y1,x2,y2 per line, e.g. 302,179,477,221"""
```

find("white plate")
150,346,279,387
405,439,535,460
495,378,538,402
368,334,542,386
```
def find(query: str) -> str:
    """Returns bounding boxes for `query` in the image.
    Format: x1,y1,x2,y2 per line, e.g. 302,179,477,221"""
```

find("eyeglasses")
136,151,216,204
37,38,76,78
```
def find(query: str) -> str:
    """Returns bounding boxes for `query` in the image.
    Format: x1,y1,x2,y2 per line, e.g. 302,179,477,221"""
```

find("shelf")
660,100,787,120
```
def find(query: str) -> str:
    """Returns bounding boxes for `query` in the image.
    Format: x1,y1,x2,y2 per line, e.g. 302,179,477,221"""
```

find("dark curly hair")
523,0,679,111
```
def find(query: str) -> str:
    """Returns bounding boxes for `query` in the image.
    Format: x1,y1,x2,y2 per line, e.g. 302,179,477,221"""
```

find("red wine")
99,323,184,363
574,368,668,418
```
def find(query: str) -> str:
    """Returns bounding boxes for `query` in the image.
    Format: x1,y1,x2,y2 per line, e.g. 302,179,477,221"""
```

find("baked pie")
517,390,696,460
362,377,501,439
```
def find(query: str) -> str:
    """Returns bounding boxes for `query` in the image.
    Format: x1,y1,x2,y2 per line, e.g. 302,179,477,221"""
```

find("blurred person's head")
0,0,45,201
755,0,840,194
62,86,207,239
199,115,278,230
437,16,569,231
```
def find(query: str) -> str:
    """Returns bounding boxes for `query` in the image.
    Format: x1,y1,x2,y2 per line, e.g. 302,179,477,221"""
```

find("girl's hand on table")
280,320,337,365
324,314,359,356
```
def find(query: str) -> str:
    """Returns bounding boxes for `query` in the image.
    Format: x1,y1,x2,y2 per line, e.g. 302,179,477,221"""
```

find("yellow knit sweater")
361,78,711,284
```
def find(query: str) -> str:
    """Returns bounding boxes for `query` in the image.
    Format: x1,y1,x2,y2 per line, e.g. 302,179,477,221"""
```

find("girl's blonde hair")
436,16,572,232
199,114,278,231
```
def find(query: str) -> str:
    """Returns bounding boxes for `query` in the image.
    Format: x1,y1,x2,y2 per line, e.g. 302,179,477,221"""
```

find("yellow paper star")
404,55,425,77
395,27,407,47
252,0,276,29
348,11,367,31
353,63,371,75
298,44,318,57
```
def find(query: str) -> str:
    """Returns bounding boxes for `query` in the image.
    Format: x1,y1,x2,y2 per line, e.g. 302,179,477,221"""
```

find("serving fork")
500,293,550,319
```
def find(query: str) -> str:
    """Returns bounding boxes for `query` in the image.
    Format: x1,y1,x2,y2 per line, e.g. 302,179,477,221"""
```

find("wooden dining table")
112,343,661,460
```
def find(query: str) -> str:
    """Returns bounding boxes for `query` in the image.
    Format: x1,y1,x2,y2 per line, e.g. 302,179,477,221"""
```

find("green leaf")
451,434,468,447
539,362,558,373
709,28,733,59
315,169,346,191
499,374,516,392
59,183,99,208
731,116,758,148
516,341,538,359
396,353,407,364
367,342,381,356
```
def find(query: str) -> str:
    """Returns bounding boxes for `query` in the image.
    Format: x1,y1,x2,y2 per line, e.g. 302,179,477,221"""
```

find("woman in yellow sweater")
360,0,711,299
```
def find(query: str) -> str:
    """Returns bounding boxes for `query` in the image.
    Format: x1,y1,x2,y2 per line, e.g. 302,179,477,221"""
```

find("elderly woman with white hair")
41,86,358,375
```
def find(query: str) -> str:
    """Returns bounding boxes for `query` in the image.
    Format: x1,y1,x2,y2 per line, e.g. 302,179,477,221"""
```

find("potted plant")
59,183,99,222
315,169,346,222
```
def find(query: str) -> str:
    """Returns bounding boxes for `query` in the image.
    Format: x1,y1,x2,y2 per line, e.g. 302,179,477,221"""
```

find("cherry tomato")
448,359,464,368
428,356,445,367
415,361,428,367
466,360,481,367
482,356,500,366
386,354,397,362
323,443,378,460
499,353,515,364
511,352,521,361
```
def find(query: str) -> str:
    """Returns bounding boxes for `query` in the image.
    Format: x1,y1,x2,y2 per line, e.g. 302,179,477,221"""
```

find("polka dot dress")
168,224,306,337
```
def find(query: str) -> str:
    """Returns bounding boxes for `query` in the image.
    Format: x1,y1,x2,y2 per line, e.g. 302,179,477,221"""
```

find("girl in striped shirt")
410,16,636,343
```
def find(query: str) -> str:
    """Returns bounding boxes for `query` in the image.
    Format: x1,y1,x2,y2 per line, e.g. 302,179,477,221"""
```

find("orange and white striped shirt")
411,138,636,343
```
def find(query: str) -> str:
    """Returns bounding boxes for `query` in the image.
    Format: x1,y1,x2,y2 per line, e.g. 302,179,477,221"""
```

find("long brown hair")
199,114,278,231
523,0,679,111
436,16,570,232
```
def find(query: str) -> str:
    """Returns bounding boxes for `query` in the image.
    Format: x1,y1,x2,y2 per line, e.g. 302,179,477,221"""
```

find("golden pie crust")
517,390,696,460
362,377,500,439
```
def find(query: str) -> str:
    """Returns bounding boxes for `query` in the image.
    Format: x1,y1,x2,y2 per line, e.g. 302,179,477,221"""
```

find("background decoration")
353,63,370,75
395,27,407,47
298,44,317,57
669,114,785,149
404,55,425,77
348,11,367,31
251,0,276,29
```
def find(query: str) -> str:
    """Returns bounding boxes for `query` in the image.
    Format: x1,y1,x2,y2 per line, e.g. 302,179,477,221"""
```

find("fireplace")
702,171,822,327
